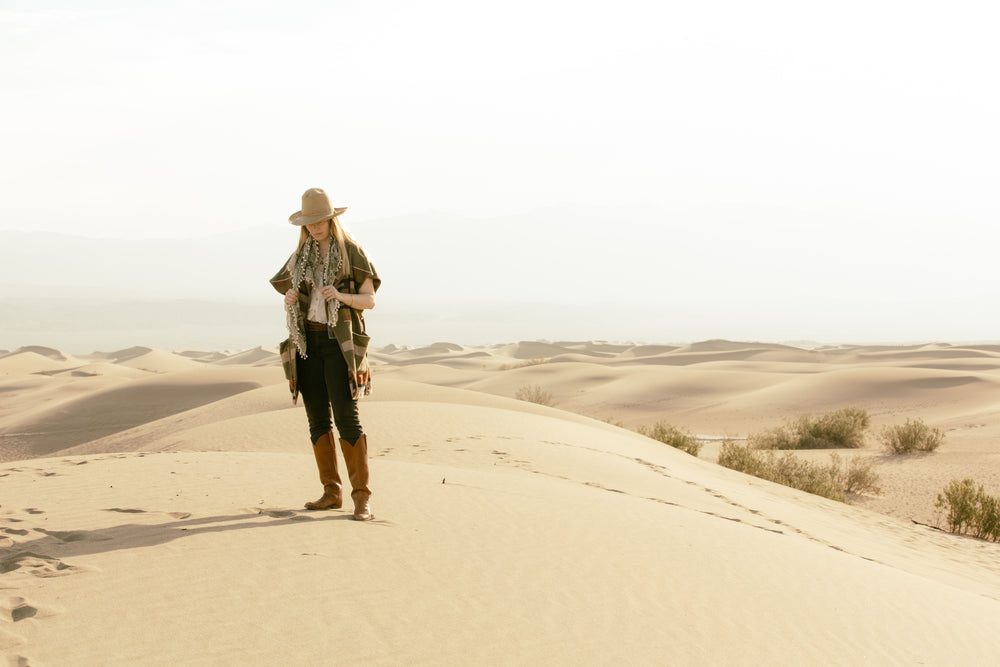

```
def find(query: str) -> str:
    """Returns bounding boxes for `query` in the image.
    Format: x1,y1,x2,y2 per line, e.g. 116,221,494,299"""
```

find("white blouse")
306,255,330,323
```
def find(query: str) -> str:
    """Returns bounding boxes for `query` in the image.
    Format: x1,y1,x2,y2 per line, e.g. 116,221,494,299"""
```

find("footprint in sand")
0,552,91,578
23,509,44,516
1,596,63,623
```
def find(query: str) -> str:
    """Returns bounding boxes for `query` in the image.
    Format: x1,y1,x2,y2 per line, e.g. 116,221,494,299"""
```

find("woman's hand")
320,285,341,302
284,288,298,306
319,279,375,309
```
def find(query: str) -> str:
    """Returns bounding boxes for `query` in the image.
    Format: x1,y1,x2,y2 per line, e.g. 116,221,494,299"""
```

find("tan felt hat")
288,187,348,226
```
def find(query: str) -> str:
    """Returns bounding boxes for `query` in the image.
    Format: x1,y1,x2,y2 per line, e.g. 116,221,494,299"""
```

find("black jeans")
297,330,363,445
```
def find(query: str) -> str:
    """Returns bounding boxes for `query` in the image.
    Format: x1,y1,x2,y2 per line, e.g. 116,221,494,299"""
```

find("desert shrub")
718,442,880,502
747,426,799,450
637,422,702,457
514,384,554,406
838,454,882,496
978,494,1000,541
773,452,845,500
718,442,842,500
880,418,944,454
748,407,870,450
935,479,1000,541
800,407,871,449
718,440,768,477
936,479,978,533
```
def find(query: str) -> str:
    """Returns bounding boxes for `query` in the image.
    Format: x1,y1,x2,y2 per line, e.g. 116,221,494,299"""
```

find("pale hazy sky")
2,1,999,344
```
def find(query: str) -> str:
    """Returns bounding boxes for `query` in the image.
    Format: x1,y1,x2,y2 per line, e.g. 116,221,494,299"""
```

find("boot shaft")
340,434,372,520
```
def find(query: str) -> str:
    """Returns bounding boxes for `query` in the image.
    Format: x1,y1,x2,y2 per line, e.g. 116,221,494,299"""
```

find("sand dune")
855,347,1000,363
381,341,466,357
0,366,271,461
3,345,72,361
176,349,230,362
0,350,82,375
111,349,205,373
51,362,149,379
3,339,1000,664
87,345,156,363
498,340,618,360
370,348,492,369
619,343,681,357
707,366,1000,417
671,339,796,353
210,345,279,366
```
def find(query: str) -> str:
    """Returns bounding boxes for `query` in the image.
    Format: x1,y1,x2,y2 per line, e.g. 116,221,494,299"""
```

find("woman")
270,187,380,521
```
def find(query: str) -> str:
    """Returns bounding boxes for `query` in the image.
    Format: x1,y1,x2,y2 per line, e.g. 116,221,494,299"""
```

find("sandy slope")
378,340,1000,526
3,340,1000,664
0,367,270,461
0,351,82,375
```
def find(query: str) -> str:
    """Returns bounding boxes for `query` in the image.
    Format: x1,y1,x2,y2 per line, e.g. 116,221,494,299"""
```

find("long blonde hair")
295,216,357,279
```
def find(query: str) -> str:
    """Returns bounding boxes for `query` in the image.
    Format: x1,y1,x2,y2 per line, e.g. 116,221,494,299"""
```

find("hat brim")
288,207,348,226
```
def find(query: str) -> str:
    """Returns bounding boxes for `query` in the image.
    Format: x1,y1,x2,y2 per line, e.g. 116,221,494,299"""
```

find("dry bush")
880,418,944,454
837,454,882,496
718,442,880,502
935,479,1000,541
514,384,554,406
749,407,871,450
719,442,843,501
800,407,871,449
717,440,767,477
747,426,798,450
637,422,702,457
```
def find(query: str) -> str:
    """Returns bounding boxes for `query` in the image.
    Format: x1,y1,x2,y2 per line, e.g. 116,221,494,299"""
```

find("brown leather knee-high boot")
305,432,343,510
340,434,372,520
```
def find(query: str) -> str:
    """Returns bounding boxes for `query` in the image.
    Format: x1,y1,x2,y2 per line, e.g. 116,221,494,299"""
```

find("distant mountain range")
0,206,678,351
